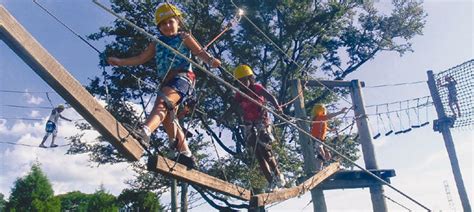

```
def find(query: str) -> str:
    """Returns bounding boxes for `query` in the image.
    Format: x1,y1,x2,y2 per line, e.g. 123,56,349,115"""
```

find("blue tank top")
155,32,192,79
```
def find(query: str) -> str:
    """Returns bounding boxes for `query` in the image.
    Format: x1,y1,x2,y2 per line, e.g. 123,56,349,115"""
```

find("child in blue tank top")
107,3,221,168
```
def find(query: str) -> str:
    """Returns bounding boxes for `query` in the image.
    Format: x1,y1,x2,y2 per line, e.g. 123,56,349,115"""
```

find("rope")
92,2,430,210
0,141,70,148
1,104,53,110
366,80,426,88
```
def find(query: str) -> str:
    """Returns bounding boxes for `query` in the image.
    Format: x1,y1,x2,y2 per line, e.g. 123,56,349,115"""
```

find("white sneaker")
277,173,286,188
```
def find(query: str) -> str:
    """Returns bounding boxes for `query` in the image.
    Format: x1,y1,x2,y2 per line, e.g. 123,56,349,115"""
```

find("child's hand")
210,58,221,68
107,57,122,66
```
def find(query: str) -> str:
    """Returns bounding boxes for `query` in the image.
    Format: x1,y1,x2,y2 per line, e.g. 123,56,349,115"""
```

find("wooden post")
0,5,143,161
171,179,178,212
349,80,387,212
180,183,188,212
290,79,327,212
427,70,471,212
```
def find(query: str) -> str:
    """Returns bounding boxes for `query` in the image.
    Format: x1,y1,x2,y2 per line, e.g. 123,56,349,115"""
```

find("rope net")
435,59,474,128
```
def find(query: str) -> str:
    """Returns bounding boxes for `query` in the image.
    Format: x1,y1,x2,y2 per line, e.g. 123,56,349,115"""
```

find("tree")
87,186,118,212
57,191,90,212
70,0,425,208
117,189,163,211
0,193,6,212
5,163,60,211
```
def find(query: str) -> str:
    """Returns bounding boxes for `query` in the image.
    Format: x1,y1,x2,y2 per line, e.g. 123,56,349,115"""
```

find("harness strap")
157,91,175,111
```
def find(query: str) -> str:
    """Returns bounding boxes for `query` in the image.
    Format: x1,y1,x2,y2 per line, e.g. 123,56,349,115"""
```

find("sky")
0,0,472,211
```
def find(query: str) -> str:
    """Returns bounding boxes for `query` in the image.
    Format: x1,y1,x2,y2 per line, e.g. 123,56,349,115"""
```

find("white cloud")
29,110,41,118
23,92,44,105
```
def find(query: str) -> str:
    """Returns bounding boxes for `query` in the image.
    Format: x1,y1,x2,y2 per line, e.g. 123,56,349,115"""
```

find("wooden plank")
296,169,396,190
0,5,143,160
251,162,340,207
148,155,252,201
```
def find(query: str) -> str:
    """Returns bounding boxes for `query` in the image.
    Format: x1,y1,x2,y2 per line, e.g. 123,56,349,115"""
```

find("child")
107,3,221,168
437,75,461,118
224,64,285,190
311,104,347,163
39,104,72,148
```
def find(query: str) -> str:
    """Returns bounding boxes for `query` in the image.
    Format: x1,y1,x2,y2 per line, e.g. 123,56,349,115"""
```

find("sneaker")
276,173,286,188
174,154,196,169
50,144,58,148
39,144,47,148
124,124,150,149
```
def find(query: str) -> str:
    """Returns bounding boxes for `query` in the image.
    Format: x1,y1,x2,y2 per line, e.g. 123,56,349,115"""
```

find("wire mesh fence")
435,59,474,128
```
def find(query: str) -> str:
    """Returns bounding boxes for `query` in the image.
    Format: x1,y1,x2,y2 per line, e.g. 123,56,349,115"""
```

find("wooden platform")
305,169,396,190
250,162,340,208
147,155,252,201
0,5,144,161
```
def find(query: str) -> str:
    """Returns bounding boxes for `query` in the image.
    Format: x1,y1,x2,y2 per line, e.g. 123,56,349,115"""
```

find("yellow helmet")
312,104,326,116
154,3,182,25
234,65,254,79
57,104,65,110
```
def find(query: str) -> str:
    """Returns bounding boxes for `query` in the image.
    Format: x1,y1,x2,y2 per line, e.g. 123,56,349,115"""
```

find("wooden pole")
349,80,387,212
171,179,178,212
290,79,327,212
180,183,188,212
427,70,471,212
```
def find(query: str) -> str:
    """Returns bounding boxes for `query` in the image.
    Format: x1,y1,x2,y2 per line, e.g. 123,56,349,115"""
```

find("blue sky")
0,0,472,211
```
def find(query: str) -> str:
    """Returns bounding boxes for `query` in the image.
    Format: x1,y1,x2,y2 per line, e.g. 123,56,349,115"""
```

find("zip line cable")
0,141,70,148
366,80,426,88
229,0,352,106
92,1,430,210
0,89,57,94
1,104,53,110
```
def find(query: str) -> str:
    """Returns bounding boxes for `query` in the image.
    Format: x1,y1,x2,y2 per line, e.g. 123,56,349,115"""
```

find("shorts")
45,121,57,135
165,74,195,105
448,94,458,104
243,121,275,151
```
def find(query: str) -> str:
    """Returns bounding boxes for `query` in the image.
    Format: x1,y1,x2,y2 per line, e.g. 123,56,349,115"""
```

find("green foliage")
117,189,163,211
87,187,118,212
0,193,6,212
70,0,426,198
6,163,60,211
57,191,90,212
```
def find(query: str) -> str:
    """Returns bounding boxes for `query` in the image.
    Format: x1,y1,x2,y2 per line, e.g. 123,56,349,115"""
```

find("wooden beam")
147,155,252,201
297,169,396,190
0,5,144,160
250,162,340,207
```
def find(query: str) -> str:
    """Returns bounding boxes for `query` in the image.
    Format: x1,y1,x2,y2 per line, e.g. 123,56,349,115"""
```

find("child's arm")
182,33,221,68
107,43,155,66
260,87,282,113
59,115,72,122
326,107,347,119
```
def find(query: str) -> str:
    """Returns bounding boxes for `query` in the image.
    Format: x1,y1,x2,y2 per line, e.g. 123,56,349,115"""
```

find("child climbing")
311,104,347,164
437,75,461,118
107,3,221,168
39,104,72,148
223,64,286,190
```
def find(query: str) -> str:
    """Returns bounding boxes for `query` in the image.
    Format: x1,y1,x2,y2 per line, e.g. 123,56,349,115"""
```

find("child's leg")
145,87,181,132
162,109,190,156
256,153,273,183
39,133,50,147
455,102,461,117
